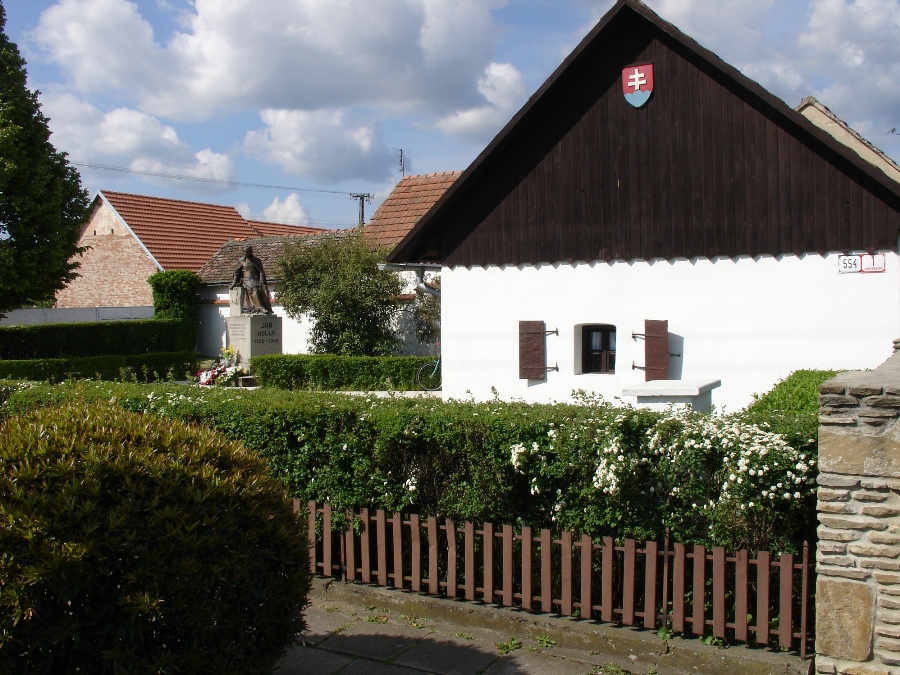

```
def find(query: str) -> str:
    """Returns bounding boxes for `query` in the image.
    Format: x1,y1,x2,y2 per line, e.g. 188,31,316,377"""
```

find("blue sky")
4,0,900,230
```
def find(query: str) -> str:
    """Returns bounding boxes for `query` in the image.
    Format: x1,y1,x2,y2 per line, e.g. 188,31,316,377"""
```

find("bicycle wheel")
416,361,442,391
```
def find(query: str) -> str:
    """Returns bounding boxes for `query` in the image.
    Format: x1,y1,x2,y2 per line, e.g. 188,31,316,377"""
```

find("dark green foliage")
251,353,433,390
0,398,311,674
412,275,440,344
147,270,201,323
0,4,90,315
277,231,402,356
0,350,196,382
0,380,822,554
0,319,195,359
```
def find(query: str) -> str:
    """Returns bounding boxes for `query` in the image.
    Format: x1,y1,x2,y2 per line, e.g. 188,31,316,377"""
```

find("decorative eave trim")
387,0,900,264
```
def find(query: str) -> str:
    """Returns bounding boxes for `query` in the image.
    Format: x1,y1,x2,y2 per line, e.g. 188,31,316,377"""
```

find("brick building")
55,190,322,308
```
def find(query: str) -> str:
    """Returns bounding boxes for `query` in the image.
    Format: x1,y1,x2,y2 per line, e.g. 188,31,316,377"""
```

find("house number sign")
838,253,886,274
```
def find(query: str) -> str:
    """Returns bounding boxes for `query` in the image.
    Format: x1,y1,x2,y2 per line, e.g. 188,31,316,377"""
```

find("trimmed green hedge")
0,380,821,554
0,351,198,382
251,354,434,390
0,319,195,359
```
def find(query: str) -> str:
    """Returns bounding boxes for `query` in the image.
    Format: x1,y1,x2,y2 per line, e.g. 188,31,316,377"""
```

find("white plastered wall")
198,284,314,358
441,252,900,412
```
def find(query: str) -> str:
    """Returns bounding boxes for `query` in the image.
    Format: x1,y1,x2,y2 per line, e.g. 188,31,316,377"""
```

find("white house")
386,0,900,412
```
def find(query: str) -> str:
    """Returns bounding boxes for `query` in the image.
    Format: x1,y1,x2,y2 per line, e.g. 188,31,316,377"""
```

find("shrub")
251,353,433,390
0,351,197,382
0,375,828,554
0,399,311,674
147,270,201,323
0,320,195,359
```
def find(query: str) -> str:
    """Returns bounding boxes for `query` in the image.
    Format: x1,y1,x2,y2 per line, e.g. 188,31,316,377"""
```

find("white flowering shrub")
1,377,821,553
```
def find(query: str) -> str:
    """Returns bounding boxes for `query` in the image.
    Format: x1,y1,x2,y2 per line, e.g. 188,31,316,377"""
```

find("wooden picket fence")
297,500,812,657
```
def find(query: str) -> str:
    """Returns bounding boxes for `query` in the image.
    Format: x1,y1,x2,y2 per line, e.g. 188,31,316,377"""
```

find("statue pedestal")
226,314,283,367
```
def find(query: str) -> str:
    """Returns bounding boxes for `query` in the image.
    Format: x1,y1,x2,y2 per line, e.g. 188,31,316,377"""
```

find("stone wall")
816,349,900,674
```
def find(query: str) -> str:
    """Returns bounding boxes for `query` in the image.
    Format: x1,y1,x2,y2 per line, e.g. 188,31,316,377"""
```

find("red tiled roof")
100,191,259,272
246,220,329,237
365,172,461,250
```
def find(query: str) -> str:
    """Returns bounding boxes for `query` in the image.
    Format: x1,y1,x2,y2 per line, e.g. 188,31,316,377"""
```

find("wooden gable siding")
423,10,900,267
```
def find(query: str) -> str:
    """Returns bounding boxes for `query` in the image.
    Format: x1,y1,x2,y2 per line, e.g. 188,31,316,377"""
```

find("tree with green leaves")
277,230,402,356
0,2,89,315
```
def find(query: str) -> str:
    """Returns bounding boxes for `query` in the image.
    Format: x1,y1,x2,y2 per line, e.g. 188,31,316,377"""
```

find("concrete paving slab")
318,620,420,662
481,648,595,675
391,635,499,674
273,643,354,674
338,659,429,674
299,605,359,646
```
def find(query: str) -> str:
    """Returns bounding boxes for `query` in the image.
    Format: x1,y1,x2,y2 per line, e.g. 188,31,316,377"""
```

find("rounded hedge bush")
0,399,311,674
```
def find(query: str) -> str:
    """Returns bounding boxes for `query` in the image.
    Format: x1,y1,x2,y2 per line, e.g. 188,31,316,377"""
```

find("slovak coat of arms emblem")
622,63,654,108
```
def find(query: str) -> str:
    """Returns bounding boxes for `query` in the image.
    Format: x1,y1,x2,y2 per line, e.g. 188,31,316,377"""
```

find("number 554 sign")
838,253,886,274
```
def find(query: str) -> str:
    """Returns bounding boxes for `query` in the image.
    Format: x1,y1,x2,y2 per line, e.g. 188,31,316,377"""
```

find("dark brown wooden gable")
389,3,900,267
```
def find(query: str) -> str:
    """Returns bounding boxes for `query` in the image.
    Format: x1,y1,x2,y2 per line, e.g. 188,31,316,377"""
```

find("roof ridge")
100,190,242,212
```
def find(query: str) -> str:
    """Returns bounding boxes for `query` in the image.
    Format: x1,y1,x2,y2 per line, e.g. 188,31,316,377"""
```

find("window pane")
608,330,616,351
608,352,616,373
590,331,602,351
590,354,605,371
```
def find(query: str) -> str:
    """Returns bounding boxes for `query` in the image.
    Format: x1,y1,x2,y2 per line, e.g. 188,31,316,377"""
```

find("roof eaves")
387,0,900,263
97,190,164,271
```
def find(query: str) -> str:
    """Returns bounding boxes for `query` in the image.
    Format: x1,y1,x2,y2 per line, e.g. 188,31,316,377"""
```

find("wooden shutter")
644,319,669,382
519,320,546,380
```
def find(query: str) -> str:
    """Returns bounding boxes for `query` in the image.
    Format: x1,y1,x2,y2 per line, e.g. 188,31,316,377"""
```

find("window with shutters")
582,324,616,374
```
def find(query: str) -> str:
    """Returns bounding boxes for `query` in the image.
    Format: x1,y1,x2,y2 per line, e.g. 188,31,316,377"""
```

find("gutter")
378,262,441,298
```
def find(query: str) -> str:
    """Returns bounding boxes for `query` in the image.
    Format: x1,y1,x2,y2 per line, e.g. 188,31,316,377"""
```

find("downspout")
415,268,440,298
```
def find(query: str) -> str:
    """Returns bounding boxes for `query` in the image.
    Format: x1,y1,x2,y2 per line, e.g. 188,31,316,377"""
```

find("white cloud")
435,62,525,142
796,0,900,123
40,91,234,184
262,194,309,226
34,0,507,121
244,109,394,182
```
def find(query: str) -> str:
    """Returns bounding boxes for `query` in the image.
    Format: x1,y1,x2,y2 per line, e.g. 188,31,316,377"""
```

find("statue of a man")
231,245,274,314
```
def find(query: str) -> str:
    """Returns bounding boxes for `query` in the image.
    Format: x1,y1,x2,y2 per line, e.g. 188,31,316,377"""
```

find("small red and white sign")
838,253,886,274
622,63,654,108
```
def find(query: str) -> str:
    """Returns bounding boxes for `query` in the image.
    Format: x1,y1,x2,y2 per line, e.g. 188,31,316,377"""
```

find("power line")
71,161,354,198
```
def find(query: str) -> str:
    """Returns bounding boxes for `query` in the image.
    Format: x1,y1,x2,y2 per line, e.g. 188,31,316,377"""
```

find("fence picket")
446,519,457,598
692,545,706,636
561,531,573,616
410,514,421,592
299,502,809,655
644,541,658,629
580,534,592,620
713,547,726,638
672,543,685,633
502,525,514,607
323,503,333,577
376,510,388,587
757,550,770,645
601,536,614,623
345,510,356,582
623,539,636,625
735,550,748,642
427,516,438,595
360,508,371,584
540,529,552,613
521,527,533,611
780,553,794,649
307,500,316,575
464,522,475,601
392,512,403,589
483,522,494,604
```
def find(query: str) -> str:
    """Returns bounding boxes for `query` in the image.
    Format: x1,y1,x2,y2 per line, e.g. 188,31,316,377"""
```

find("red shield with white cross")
622,63,654,108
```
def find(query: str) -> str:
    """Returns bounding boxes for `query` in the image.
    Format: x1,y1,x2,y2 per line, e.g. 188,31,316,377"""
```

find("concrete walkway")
274,579,811,675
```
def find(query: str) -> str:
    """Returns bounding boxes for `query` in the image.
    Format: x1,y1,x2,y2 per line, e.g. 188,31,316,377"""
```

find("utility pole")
350,193,373,227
